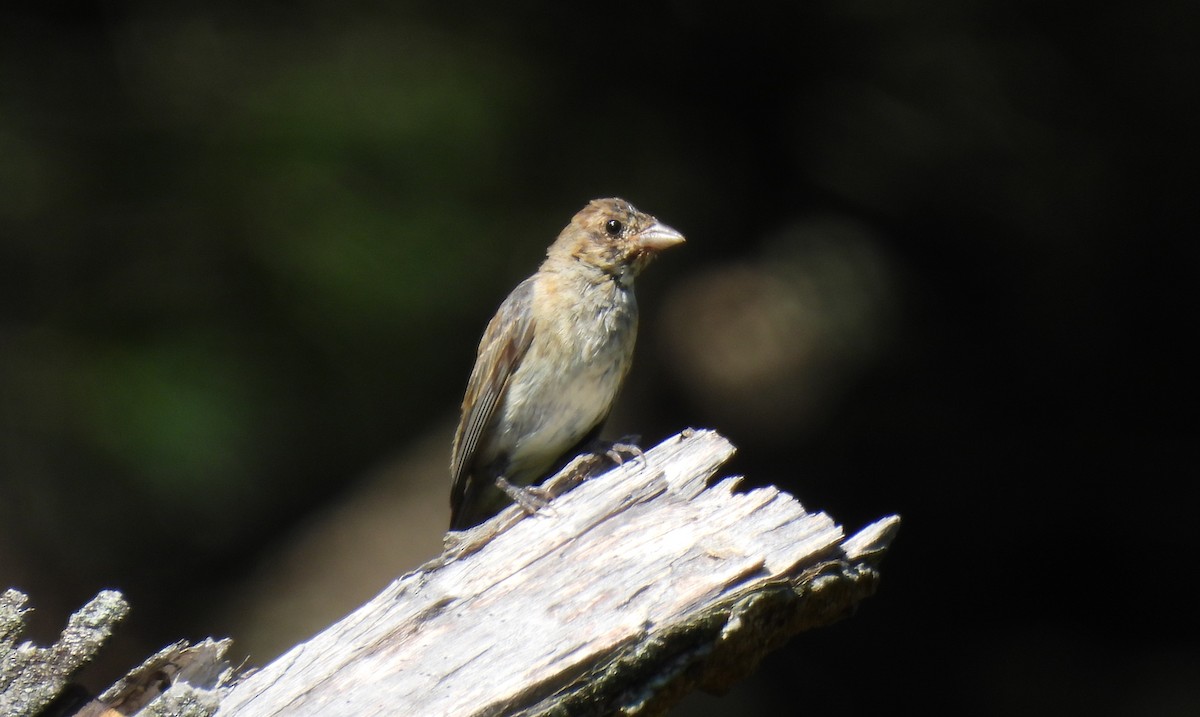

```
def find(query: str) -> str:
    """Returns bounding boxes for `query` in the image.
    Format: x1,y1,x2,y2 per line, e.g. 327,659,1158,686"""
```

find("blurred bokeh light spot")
660,215,899,438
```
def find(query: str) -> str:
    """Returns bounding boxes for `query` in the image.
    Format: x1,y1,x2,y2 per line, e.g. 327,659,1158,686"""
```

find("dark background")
2,3,1196,715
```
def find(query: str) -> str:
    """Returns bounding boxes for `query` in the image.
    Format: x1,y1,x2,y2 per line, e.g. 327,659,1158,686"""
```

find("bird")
449,198,685,530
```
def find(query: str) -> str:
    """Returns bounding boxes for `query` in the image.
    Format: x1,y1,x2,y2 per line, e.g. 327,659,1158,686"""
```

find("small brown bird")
449,198,685,530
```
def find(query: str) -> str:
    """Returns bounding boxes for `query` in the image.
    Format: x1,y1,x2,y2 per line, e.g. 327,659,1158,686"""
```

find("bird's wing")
450,278,538,513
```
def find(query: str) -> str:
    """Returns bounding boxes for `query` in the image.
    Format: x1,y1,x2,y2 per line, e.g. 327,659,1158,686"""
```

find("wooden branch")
2,429,899,717
217,429,899,717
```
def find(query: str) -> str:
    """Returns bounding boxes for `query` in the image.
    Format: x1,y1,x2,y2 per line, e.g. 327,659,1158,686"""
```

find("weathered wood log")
217,429,899,716
2,429,899,717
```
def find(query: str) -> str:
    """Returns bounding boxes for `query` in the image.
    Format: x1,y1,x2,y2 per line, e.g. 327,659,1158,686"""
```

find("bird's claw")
495,476,551,515
605,438,644,466
598,434,643,466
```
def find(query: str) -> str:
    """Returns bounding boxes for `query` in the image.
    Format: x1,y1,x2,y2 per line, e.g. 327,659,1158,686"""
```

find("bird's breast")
495,276,638,478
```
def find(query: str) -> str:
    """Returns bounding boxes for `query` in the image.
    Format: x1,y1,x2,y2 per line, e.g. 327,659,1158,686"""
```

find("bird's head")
548,198,685,285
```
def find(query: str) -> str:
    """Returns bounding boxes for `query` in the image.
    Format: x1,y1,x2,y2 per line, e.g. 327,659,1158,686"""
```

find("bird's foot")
527,437,647,511
495,476,551,515
590,435,644,467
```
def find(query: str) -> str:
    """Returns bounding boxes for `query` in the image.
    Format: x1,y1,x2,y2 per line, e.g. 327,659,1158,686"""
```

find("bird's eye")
605,219,623,236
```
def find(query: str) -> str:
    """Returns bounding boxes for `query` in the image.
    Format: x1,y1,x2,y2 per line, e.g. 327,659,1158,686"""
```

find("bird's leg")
495,476,550,515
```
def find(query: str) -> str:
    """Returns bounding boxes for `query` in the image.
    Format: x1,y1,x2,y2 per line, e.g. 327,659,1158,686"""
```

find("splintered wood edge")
101,638,235,716
514,517,902,717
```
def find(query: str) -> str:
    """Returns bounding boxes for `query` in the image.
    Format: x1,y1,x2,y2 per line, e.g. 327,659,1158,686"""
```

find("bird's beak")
636,221,686,253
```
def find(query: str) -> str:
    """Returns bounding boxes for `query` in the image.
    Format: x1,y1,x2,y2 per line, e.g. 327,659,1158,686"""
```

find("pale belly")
495,327,633,480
